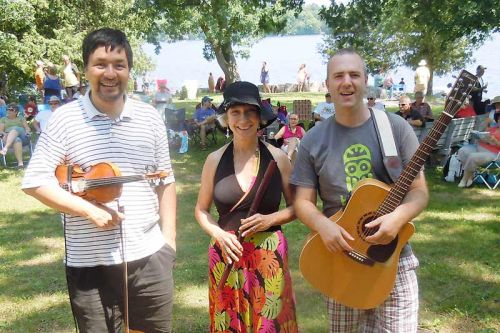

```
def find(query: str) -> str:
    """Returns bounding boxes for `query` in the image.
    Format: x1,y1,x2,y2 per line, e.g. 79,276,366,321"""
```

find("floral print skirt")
208,230,298,333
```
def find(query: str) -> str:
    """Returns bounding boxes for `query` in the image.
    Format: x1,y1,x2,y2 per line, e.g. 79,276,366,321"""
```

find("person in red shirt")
455,97,476,118
273,113,305,161
23,95,38,121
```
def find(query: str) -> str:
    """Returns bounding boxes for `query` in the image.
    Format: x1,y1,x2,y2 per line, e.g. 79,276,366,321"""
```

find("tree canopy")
137,0,304,85
319,0,500,94
0,0,154,94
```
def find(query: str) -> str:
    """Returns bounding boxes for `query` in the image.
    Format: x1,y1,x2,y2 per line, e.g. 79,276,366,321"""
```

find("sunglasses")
7,108,16,112
367,97,374,100
399,103,409,106
49,102,59,105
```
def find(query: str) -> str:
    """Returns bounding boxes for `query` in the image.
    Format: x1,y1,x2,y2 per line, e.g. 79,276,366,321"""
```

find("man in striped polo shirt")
22,28,177,332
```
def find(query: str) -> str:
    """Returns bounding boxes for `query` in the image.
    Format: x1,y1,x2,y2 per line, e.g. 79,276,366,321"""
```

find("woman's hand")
239,213,275,238
214,229,243,264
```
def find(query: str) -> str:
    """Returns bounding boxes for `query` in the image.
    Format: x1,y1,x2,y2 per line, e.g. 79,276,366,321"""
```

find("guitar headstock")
445,70,478,118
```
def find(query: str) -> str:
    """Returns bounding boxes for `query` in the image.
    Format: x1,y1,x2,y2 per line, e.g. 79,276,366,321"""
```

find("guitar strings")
360,72,476,243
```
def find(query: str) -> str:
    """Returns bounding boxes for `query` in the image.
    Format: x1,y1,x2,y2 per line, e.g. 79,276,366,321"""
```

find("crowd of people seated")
3,59,499,190
456,95,500,188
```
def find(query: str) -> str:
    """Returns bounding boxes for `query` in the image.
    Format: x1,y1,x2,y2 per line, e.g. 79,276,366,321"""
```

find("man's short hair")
82,28,133,69
399,95,411,104
414,91,424,98
326,48,368,80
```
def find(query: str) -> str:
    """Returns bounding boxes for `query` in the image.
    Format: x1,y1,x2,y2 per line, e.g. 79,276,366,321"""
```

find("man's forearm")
158,182,177,249
23,185,95,218
295,198,328,232
393,174,428,227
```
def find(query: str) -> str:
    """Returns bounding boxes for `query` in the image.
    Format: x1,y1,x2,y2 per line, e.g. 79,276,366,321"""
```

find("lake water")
144,33,500,99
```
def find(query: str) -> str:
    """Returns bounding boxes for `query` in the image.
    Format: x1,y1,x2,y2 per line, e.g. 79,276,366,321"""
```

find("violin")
55,162,170,203
56,162,169,333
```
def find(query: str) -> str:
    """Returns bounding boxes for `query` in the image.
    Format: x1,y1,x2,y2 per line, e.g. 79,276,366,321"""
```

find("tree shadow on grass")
0,300,73,332
0,168,24,181
0,210,73,332
0,210,61,263
413,215,499,322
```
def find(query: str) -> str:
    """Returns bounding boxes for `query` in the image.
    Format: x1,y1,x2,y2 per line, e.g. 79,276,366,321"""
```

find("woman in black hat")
195,81,298,332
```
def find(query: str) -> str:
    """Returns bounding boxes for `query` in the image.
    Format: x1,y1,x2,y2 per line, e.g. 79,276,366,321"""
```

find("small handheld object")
55,162,169,203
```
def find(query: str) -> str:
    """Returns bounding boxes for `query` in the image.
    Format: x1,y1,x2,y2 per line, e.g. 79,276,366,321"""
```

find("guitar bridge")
344,250,375,266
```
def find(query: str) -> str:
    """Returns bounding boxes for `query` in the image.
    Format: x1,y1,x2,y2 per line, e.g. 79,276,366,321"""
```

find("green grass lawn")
0,93,498,332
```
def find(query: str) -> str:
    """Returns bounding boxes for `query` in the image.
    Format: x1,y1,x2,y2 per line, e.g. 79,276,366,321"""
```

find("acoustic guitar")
299,70,477,309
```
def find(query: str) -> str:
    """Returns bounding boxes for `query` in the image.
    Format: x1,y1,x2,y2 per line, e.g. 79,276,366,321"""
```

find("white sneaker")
458,178,473,188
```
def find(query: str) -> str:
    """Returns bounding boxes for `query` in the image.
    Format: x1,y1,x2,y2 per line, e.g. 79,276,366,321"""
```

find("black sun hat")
217,81,276,128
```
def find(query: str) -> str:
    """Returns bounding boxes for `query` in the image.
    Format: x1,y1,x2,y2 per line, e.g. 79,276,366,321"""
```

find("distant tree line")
1,0,498,96
319,0,500,95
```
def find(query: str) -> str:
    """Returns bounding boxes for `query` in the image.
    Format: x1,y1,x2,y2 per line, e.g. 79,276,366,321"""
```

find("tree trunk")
213,42,241,85
427,69,433,97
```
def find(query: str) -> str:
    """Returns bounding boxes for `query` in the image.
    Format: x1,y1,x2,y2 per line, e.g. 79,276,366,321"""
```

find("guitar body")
299,178,415,309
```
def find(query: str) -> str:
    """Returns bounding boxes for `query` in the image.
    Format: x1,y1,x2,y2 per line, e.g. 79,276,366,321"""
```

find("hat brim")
217,100,277,130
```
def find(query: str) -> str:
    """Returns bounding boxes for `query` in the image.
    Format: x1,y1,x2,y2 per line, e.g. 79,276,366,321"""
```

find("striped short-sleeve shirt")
22,91,175,267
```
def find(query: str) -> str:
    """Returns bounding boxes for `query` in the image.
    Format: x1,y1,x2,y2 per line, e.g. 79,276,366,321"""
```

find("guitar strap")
370,108,403,183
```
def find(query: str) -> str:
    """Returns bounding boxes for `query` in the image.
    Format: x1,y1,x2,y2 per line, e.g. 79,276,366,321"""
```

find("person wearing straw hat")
195,81,298,333
414,59,430,95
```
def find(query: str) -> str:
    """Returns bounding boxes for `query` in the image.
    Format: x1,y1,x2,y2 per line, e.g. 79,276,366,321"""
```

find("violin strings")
83,176,145,188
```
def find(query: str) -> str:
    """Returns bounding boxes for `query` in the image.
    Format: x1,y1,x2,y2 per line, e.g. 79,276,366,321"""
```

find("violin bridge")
71,180,86,193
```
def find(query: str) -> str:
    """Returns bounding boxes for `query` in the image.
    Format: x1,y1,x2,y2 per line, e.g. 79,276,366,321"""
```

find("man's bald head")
326,48,368,81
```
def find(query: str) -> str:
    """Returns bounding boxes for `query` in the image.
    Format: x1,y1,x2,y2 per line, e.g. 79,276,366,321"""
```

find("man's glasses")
399,103,408,106
367,97,374,100
7,108,16,112
49,102,59,105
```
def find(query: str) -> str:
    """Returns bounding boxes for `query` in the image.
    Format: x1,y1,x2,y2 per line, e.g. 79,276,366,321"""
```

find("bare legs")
263,83,271,94
198,116,216,150
281,137,300,163
457,145,497,188
1,129,24,166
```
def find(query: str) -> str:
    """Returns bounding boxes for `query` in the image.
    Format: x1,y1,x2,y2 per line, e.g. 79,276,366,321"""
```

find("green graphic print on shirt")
341,143,373,206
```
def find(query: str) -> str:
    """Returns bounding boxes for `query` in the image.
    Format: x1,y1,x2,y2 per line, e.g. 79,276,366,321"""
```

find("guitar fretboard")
83,175,147,190
377,70,477,215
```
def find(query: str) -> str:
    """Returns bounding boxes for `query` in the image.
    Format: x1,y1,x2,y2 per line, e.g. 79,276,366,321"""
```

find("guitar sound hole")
357,212,398,263
357,213,379,240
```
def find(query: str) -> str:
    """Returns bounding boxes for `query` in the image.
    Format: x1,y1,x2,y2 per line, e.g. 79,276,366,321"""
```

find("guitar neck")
377,70,477,215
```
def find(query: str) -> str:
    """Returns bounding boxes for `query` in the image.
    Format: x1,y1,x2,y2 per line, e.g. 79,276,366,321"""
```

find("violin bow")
63,165,80,333
218,160,277,290
117,201,131,333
